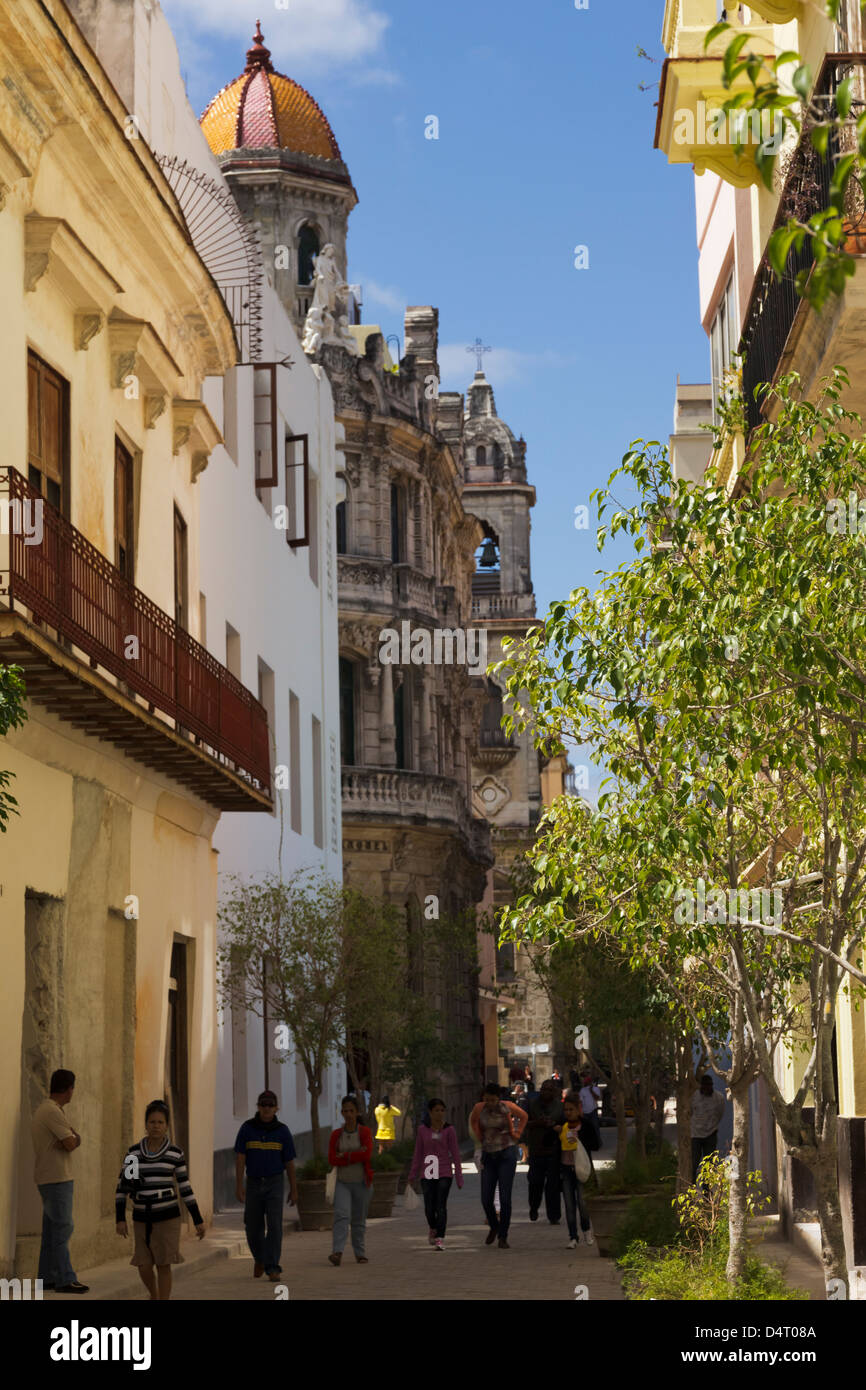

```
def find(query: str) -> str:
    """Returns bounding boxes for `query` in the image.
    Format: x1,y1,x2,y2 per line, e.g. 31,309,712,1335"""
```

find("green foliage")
594,1143,676,1194
370,1149,401,1172
608,1193,681,1259
298,1155,329,1181
0,663,27,832
619,1241,810,1301
389,1138,416,1165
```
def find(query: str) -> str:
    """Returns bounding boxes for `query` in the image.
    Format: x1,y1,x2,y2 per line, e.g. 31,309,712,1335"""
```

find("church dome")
200,21,343,163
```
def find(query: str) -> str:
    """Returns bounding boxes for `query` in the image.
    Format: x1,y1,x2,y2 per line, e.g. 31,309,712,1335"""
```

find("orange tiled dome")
201,21,343,162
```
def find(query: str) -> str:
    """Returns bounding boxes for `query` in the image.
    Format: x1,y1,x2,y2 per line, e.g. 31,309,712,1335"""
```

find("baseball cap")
257,1090,278,1106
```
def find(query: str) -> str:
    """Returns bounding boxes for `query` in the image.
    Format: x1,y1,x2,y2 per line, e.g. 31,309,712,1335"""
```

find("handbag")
325,1166,337,1205
574,1140,592,1183
404,1182,418,1211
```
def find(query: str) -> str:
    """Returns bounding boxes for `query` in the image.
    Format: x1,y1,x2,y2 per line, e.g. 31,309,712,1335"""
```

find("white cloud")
160,0,390,67
357,277,406,313
438,344,575,389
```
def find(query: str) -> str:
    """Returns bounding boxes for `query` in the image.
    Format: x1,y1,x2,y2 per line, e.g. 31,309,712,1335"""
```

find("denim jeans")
37,1180,76,1286
332,1179,371,1257
421,1176,453,1238
692,1132,718,1182
527,1151,562,1221
244,1173,285,1274
560,1165,591,1239
480,1145,518,1238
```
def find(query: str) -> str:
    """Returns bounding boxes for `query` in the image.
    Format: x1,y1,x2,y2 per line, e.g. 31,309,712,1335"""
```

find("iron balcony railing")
740,55,866,435
0,465,271,794
479,728,515,748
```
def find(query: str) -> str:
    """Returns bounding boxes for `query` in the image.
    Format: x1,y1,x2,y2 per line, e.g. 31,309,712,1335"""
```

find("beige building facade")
0,0,270,1277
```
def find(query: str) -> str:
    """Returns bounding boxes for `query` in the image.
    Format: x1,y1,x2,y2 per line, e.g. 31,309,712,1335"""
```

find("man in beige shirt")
31,1069,88,1293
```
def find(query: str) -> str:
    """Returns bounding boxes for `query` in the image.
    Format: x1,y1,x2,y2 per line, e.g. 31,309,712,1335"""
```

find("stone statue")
302,244,358,356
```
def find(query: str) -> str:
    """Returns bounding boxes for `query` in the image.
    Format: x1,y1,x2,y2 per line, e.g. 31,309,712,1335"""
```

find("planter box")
369,1172,401,1219
296,1178,333,1232
585,1189,663,1257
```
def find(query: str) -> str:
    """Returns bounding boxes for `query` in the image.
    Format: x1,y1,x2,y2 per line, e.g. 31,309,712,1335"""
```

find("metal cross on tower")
467,337,492,372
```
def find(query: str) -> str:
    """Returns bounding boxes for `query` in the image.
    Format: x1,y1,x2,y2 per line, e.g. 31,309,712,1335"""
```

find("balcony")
656,4,781,186
475,726,518,772
392,563,437,618
740,56,866,436
0,466,271,810
342,765,493,863
470,591,534,620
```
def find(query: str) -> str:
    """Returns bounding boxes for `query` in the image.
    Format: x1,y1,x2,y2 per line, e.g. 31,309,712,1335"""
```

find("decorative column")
379,659,396,766
420,673,436,773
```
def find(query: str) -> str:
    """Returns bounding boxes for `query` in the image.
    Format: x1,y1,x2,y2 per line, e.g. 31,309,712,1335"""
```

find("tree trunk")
674,1033,697,1194
310,1083,321,1159
812,1143,847,1287
726,1075,751,1283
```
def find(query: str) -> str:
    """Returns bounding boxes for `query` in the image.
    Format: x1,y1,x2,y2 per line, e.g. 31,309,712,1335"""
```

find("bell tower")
200,22,357,336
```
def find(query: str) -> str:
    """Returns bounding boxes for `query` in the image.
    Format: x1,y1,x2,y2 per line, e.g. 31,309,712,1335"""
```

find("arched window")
336,499,347,554
390,482,405,563
480,679,508,748
476,445,486,469
298,224,320,286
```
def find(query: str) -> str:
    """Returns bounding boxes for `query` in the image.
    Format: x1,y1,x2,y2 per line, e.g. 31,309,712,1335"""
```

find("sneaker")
434,1238,444,1251
428,1228,436,1246
498,1237,510,1249
485,1229,498,1245
55,1282,89,1294
584,1231,595,1246
253,1263,264,1278
567,1238,578,1249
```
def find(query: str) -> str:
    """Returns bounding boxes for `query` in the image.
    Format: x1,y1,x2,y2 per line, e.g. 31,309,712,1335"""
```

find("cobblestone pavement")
167,1162,626,1303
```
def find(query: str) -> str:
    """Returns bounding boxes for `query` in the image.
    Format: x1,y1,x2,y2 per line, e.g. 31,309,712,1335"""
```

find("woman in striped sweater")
115,1100,205,1301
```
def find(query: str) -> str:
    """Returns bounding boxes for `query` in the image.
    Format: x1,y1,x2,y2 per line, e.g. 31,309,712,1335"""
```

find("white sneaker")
584,1231,594,1245
434,1238,444,1251
567,1238,578,1249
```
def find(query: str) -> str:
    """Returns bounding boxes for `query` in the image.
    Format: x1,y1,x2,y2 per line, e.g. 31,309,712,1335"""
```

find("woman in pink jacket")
408,1099,463,1250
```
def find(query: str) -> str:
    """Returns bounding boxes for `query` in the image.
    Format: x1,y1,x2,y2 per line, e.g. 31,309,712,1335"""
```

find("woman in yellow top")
373,1095,401,1153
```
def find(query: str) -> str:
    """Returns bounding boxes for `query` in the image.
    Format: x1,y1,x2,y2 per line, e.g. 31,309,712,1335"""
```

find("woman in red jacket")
327,1096,374,1266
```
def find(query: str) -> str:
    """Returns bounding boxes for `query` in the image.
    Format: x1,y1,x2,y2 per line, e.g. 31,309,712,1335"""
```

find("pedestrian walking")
234,1089,298,1282
578,1072,602,1155
373,1094,401,1154
690,1075,726,1180
408,1098,463,1250
468,1083,528,1249
115,1100,205,1301
31,1069,87,1294
328,1095,374,1266
525,1079,565,1224
560,1094,593,1247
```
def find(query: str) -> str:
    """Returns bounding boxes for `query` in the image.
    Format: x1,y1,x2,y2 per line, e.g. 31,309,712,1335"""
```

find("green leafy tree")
0,663,26,831
496,372,866,1286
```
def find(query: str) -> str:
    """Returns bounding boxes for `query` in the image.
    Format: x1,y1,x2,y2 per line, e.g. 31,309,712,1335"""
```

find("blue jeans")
244,1173,285,1274
332,1179,370,1256
480,1146,518,1238
560,1165,590,1239
37,1181,76,1286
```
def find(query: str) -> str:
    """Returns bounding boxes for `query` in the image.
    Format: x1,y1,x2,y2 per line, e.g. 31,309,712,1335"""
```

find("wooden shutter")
27,350,69,514
173,507,188,628
253,364,278,487
114,439,134,580
284,433,309,547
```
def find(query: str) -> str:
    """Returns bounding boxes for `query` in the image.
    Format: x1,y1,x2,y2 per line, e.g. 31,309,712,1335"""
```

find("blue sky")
162,0,710,621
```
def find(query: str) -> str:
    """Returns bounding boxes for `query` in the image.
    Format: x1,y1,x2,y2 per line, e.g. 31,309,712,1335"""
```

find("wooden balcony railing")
0,465,270,795
740,55,866,435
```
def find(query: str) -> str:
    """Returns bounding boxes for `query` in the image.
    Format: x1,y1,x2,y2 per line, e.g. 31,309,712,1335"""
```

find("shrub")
608,1193,681,1259
299,1155,329,1181
371,1149,401,1172
619,1241,810,1301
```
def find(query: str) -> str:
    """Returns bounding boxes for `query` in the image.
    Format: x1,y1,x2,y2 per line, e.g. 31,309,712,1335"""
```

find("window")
253,364,278,490
395,674,411,770
114,438,134,581
339,658,356,764
390,482,405,563
289,690,301,834
258,658,276,783
476,445,486,469
173,507,188,629
298,224,320,286
710,269,738,422
335,499,347,555
285,434,310,547
225,622,241,679
27,350,69,514
312,714,323,849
